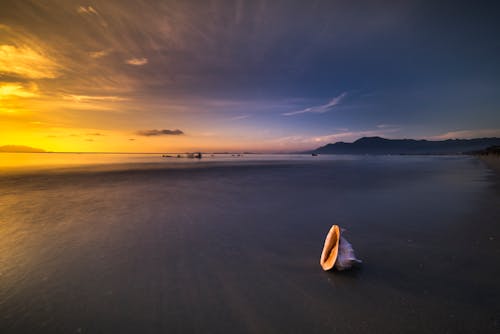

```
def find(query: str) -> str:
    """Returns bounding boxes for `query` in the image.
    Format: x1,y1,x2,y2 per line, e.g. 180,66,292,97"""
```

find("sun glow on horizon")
0,28,285,153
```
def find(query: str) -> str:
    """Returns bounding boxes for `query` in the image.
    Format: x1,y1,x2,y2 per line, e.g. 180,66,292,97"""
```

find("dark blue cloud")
137,129,184,136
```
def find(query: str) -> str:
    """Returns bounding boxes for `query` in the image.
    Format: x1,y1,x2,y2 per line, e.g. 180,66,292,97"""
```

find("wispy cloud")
62,95,127,102
43,128,111,139
376,124,399,129
430,129,500,140
126,58,148,66
0,45,60,79
76,5,107,27
89,49,111,59
0,83,38,98
77,6,98,15
269,127,401,149
310,128,400,144
230,114,251,121
282,92,347,116
136,129,184,136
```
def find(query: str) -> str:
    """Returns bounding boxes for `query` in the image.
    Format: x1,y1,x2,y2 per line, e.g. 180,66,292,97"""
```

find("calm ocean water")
0,152,342,171
0,154,499,333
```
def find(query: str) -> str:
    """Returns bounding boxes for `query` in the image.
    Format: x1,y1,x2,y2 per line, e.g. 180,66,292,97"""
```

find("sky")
1,0,499,152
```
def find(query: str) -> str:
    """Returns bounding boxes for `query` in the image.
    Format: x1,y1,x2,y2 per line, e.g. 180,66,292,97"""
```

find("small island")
0,145,46,153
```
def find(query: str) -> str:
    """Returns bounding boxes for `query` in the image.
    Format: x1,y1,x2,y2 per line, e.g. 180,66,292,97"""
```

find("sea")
0,153,499,333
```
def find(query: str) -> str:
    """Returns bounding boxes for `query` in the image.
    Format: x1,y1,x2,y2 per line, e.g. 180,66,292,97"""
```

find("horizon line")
2,135,500,154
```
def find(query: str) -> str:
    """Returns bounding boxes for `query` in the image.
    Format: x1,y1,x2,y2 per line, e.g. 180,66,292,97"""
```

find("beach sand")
479,155,500,175
0,156,499,333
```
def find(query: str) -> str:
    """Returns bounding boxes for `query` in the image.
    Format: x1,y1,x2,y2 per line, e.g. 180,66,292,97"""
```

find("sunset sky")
1,0,499,152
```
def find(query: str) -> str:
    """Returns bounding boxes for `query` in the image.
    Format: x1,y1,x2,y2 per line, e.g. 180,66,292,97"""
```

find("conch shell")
320,225,340,270
320,225,362,271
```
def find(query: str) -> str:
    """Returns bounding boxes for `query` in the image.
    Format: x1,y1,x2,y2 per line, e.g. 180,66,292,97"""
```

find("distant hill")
312,137,500,155
0,145,46,153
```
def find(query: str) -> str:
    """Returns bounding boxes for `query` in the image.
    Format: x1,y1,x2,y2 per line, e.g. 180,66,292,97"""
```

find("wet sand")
479,155,500,175
0,156,499,333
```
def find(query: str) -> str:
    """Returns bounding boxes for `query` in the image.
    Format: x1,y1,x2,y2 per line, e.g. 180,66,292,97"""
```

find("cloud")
136,129,184,136
0,44,60,79
77,6,98,15
89,49,111,59
270,127,402,148
46,126,107,140
310,128,400,144
62,95,127,102
282,93,347,116
430,129,500,140
376,124,399,129
230,114,250,121
125,58,148,66
0,24,12,32
0,83,38,99
77,5,107,27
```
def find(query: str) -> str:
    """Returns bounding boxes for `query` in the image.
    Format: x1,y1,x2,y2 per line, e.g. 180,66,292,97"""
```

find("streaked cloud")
89,49,111,59
430,129,500,140
76,5,107,27
77,6,98,15
270,127,402,149
0,83,38,98
230,115,251,121
0,44,60,79
376,124,399,129
0,82,39,113
136,129,184,136
44,130,108,139
125,58,148,66
311,128,400,144
282,93,347,116
62,95,127,102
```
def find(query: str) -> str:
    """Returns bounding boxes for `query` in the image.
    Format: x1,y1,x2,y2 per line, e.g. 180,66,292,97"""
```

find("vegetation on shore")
469,146,500,156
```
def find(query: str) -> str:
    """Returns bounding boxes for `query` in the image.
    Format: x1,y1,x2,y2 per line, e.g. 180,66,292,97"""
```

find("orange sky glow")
0,4,289,153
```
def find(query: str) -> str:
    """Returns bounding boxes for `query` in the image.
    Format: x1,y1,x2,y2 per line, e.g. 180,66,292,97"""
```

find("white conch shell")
320,225,361,271
334,236,362,271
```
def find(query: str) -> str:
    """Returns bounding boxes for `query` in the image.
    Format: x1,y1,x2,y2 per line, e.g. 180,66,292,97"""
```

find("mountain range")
312,137,500,155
